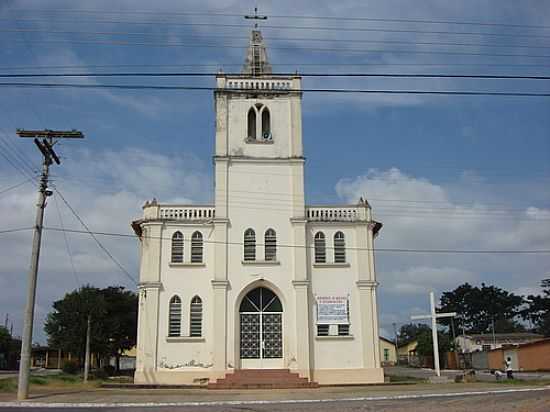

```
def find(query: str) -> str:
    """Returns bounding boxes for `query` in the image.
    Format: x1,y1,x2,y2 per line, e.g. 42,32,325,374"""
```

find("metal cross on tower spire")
244,7,267,28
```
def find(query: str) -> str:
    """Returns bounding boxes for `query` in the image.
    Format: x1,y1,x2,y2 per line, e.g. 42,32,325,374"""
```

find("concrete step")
208,369,319,390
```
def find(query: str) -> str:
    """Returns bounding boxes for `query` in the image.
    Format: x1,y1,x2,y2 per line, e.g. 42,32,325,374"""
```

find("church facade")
132,31,384,385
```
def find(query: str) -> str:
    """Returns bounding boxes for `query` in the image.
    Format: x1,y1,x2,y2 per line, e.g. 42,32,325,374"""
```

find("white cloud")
335,168,550,329
0,146,211,343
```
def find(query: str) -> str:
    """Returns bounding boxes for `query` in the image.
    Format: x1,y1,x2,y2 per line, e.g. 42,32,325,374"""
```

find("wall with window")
156,223,214,369
307,225,373,370
220,97,302,159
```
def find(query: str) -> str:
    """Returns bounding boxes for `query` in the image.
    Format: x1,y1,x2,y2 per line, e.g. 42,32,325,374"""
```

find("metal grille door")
262,313,282,358
240,313,261,359
239,287,283,366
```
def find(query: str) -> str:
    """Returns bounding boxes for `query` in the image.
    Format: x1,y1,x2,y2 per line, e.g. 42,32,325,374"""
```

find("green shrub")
62,359,80,375
0,378,17,393
29,376,48,385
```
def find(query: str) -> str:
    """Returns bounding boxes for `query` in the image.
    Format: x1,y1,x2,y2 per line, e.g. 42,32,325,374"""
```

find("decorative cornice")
212,218,230,224
292,280,310,288
289,218,307,224
356,280,378,289
138,281,163,290
211,280,230,289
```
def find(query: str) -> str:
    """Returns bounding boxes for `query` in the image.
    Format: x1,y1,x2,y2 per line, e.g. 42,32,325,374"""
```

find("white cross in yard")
411,291,457,377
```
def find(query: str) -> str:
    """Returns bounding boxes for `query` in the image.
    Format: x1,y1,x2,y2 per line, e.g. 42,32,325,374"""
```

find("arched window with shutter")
171,231,184,263
264,228,277,261
314,232,326,263
168,295,181,337
247,107,256,139
244,229,256,261
190,296,203,337
191,231,203,263
334,231,346,263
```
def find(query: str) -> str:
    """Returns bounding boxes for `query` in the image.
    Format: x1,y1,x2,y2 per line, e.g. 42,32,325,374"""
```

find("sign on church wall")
316,296,349,324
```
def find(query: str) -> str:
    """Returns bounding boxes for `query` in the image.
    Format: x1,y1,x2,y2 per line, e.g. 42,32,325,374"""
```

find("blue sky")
0,0,549,342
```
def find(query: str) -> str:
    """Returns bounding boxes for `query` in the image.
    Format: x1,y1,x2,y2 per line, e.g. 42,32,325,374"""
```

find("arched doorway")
239,287,283,368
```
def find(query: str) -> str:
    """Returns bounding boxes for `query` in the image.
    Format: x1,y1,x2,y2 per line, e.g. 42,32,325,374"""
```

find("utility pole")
411,291,457,377
16,129,84,401
83,314,91,383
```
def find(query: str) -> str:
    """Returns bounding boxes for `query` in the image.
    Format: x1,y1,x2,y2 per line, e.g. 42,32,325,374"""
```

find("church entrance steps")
208,369,319,389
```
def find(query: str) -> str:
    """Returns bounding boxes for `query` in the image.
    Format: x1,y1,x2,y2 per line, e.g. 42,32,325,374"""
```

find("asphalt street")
0,390,548,412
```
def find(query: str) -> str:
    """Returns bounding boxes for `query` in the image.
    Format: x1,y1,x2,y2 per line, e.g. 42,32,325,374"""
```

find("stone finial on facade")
151,198,158,206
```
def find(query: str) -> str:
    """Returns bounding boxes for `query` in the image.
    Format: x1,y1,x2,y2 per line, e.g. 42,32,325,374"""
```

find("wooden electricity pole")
16,129,84,401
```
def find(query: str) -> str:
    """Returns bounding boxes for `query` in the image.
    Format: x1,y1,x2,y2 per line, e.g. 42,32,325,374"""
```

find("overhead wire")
8,39,550,59
4,17,550,40
52,193,81,288
3,28,550,51
0,83,548,97
2,72,550,80
43,226,550,254
6,8,550,30
52,187,138,285
0,177,35,196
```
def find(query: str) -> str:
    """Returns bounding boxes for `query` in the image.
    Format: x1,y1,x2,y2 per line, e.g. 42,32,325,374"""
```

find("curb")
0,386,548,408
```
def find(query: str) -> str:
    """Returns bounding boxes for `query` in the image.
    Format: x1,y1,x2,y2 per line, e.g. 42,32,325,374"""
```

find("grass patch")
0,378,17,393
29,376,48,385
0,373,103,393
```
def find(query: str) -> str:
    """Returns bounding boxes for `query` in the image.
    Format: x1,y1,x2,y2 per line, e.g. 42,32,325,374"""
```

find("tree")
415,328,451,358
44,286,107,364
101,286,138,372
523,279,550,337
397,323,431,346
0,326,10,354
439,283,525,334
44,285,138,371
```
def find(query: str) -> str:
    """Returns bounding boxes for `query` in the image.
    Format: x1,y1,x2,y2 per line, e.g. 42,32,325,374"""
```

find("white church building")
132,30,384,386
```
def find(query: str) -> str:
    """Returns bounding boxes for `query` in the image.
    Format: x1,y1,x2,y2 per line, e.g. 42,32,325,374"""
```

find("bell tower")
213,29,305,220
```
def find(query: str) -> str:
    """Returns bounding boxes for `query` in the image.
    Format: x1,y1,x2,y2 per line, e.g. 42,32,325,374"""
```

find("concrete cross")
244,7,267,28
411,291,457,377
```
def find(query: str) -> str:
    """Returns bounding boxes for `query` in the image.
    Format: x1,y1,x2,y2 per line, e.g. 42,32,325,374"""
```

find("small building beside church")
131,30,384,386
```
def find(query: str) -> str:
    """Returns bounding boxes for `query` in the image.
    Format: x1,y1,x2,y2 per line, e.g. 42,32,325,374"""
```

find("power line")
6,9,550,30
52,188,137,285
43,226,550,255
52,193,81,287
2,72,550,80
3,62,550,71
0,82,549,97
0,177,35,196
4,28,550,50
4,9,550,29
4,17,550,40
0,227,34,235
8,39,550,59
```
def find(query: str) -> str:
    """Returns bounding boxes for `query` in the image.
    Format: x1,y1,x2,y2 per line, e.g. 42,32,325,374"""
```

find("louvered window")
171,231,184,263
191,231,203,263
338,324,350,336
244,229,256,261
190,296,203,337
264,229,277,261
334,231,346,263
168,296,181,337
317,325,329,336
314,232,326,263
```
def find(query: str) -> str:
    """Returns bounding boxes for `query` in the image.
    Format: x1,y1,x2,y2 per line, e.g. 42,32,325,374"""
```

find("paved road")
386,366,550,382
0,389,548,411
